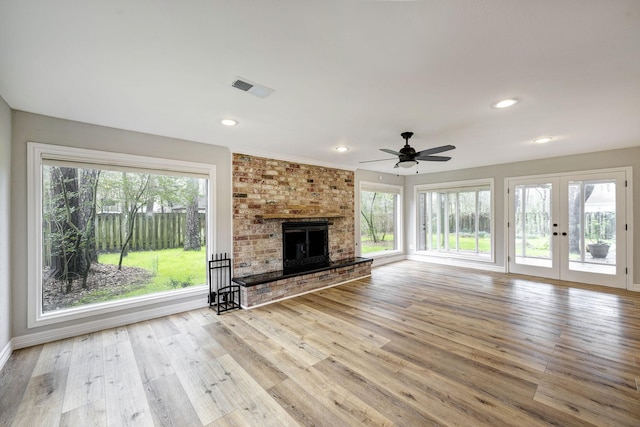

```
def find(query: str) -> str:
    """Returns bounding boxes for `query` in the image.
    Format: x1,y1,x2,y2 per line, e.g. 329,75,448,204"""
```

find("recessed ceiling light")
492,98,519,109
335,146,349,152
221,119,237,126
533,136,553,144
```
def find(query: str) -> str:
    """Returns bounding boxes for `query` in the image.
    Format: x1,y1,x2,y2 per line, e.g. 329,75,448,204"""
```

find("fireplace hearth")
282,221,330,272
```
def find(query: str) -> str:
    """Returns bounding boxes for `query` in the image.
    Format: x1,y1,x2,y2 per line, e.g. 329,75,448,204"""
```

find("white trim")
27,142,217,328
408,253,506,273
34,285,207,326
0,339,12,371
629,283,640,292
241,275,371,310
624,168,634,291
370,253,406,266
413,178,494,193
503,179,511,273
13,296,207,350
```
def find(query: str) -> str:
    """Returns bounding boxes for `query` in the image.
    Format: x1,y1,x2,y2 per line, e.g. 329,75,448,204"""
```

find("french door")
507,169,628,288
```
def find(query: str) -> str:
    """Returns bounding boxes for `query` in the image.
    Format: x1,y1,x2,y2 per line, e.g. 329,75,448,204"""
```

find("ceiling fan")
360,132,455,169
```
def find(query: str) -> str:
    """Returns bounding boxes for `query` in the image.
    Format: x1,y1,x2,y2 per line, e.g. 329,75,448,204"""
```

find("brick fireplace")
232,153,371,307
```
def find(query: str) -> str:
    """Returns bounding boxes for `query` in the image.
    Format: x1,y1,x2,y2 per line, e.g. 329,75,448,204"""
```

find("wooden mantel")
254,205,344,219
255,212,344,219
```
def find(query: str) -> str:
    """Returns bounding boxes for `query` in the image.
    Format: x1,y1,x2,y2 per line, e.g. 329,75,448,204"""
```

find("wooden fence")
43,212,206,266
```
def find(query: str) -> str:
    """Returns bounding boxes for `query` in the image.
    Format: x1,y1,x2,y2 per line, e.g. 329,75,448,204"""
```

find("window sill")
413,250,493,263
31,285,207,328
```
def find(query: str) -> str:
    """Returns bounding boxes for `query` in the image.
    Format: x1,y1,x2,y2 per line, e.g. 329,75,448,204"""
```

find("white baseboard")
370,254,406,267
407,254,506,273
629,283,640,292
12,298,207,350
241,274,372,310
0,339,12,371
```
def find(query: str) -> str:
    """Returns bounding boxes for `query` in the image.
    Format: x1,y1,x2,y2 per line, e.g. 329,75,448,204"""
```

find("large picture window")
416,179,493,261
28,143,215,327
360,182,402,256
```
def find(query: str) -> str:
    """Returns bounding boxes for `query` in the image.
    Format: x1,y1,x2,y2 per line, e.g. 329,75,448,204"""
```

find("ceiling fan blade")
359,157,396,164
416,144,456,156
415,155,451,162
380,148,401,156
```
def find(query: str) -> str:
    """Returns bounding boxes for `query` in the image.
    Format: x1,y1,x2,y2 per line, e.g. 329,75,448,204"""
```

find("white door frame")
505,167,633,289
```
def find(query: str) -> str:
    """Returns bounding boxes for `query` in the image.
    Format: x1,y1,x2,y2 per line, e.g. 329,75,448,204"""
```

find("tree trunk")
568,184,594,254
184,179,201,251
49,167,99,292
79,169,100,287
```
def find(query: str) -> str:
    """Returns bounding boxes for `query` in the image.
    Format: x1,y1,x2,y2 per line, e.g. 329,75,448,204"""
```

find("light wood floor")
2,261,640,426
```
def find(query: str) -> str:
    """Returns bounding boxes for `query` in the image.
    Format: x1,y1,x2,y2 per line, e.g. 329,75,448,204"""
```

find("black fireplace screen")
282,221,330,271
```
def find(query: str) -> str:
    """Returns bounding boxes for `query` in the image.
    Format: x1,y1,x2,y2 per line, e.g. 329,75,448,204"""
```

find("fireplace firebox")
282,221,330,272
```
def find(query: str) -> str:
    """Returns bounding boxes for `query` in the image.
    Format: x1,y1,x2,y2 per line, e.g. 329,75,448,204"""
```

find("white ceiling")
1,1,639,175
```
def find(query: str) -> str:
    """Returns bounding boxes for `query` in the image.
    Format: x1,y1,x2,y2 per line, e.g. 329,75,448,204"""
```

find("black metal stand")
208,253,241,314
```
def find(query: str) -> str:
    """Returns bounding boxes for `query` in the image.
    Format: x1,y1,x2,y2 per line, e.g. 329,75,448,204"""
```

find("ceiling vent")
231,77,274,98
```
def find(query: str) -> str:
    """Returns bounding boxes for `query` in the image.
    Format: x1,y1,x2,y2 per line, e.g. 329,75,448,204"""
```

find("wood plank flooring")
2,260,640,426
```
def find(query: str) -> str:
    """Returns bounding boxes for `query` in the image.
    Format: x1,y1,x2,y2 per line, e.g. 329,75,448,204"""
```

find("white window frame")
359,181,403,258
414,178,494,263
27,142,216,328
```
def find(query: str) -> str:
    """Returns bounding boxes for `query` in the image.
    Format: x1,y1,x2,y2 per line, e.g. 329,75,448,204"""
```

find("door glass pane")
514,183,552,267
568,180,616,275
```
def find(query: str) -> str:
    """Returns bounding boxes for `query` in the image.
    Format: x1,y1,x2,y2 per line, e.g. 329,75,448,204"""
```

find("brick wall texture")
232,153,355,277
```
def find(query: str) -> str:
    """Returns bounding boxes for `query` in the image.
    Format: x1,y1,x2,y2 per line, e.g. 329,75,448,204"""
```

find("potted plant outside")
586,221,610,259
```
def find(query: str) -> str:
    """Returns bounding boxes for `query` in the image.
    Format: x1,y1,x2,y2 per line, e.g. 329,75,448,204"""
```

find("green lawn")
514,237,550,258
361,234,395,254
363,234,493,254
427,235,491,253
95,248,206,300
442,235,491,252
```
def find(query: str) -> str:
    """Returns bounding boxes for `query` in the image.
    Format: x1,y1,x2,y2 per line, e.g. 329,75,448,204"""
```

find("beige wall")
0,97,11,355
11,111,232,339
405,147,640,285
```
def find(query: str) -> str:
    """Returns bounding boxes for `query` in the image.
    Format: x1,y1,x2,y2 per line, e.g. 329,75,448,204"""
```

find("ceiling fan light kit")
360,131,455,174
396,160,418,168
